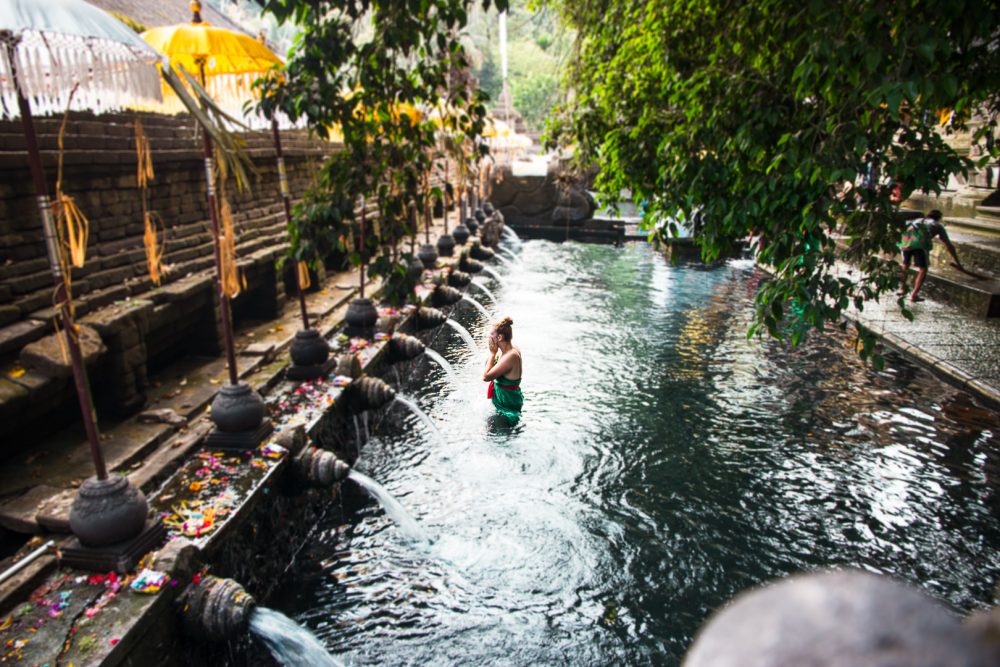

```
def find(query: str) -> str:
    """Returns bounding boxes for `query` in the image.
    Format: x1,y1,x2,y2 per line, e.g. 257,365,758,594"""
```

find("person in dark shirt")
898,210,963,302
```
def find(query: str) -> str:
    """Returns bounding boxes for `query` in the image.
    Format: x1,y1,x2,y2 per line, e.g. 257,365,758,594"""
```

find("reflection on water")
270,242,1000,666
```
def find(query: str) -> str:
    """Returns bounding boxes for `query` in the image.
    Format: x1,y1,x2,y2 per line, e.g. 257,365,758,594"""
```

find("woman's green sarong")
490,376,523,425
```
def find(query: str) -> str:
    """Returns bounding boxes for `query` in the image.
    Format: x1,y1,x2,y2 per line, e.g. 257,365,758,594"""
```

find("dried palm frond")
143,210,167,286
55,194,89,270
296,261,311,291
49,91,87,360
135,117,168,285
135,116,155,187
160,61,256,194
55,87,89,272
217,184,242,299
212,146,242,298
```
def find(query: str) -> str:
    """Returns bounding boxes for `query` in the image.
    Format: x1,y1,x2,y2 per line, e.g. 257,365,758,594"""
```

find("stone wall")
0,111,331,451
488,165,626,243
490,164,596,230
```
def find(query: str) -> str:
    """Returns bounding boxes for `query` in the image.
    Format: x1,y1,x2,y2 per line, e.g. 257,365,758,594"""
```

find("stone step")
978,206,1000,223
915,264,1000,318
928,234,1000,279
942,215,1000,238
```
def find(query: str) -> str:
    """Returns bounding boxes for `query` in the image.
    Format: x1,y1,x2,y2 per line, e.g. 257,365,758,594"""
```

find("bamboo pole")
271,118,310,330
8,42,107,480
200,62,239,387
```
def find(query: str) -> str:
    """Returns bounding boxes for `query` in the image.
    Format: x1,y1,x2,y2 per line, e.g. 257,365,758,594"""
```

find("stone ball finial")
684,570,993,667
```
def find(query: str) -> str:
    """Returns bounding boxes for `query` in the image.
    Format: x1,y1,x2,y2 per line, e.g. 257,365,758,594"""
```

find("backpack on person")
899,219,933,250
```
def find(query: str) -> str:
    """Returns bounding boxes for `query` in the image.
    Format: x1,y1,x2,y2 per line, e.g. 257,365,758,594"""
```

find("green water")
273,241,1000,665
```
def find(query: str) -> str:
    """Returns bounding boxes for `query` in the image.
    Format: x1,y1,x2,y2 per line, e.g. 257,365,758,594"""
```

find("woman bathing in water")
483,316,523,425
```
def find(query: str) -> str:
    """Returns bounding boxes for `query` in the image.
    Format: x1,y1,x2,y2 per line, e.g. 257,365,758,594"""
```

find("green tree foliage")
256,0,506,292
478,56,502,99
546,0,1000,361
466,0,572,132
512,69,559,131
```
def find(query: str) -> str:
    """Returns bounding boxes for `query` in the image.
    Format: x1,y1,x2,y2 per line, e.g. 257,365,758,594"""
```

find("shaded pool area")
271,241,1000,665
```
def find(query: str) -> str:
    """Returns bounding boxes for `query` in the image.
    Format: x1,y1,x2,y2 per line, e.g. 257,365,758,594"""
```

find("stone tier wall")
490,164,596,229
0,111,333,451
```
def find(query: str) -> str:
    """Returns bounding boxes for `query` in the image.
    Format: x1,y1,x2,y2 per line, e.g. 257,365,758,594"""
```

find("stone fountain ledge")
842,296,1000,412
0,214,508,665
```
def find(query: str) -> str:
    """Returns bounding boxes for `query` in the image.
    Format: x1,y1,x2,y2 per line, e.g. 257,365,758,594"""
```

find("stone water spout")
416,306,448,330
182,574,340,665
432,284,463,307
182,575,257,642
295,445,351,487
459,254,484,274
470,242,496,261
346,376,397,414
387,333,426,364
448,269,472,288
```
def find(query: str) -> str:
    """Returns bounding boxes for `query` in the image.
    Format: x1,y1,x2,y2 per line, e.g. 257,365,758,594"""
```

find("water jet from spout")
445,318,479,355
425,348,459,386
470,279,498,306
348,469,430,544
461,294,492,320
481,267,507,286
249,607,342,667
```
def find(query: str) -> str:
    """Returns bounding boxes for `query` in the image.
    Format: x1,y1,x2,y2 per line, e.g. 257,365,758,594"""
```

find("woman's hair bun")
492,316,514,341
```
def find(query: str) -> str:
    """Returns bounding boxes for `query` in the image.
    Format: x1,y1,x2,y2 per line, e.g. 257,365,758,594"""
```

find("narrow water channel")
273,241,1000,665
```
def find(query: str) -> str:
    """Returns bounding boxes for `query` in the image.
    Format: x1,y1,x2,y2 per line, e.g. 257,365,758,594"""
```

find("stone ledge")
843,311,1000,412
0,485,62,533
0,319,47,356
19,324,106,379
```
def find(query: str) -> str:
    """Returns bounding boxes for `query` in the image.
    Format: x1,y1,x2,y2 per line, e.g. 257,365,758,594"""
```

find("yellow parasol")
138,0,289,398
481,117,499,138
140,1,282,118
143,1,332,373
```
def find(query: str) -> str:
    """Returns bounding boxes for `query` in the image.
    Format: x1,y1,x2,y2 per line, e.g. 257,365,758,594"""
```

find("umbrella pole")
201,130,239,387
197,65,238,387
271,118,309,330
11,53,107,481
472,165,479,210
409,203,416,255
359,196,366,300
424,173,431,244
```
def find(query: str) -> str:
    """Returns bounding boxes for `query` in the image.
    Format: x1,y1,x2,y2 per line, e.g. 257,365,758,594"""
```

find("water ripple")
267,242,1000,667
